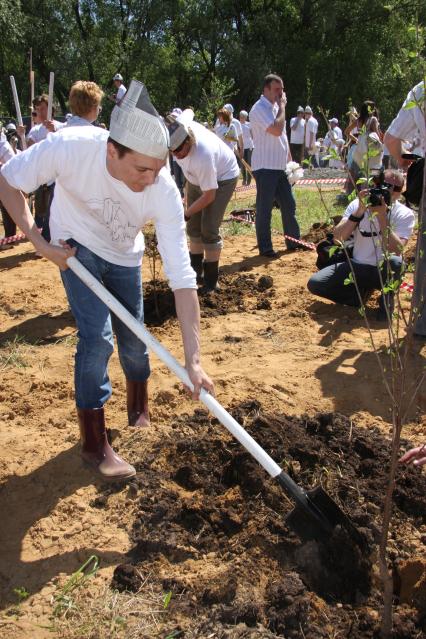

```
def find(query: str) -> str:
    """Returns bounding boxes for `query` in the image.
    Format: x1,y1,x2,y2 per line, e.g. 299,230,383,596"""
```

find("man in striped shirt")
249,74,301,257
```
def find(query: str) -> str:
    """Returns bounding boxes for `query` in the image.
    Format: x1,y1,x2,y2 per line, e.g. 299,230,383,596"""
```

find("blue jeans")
60,240,150,409
253,169,300,253
307,256,403,311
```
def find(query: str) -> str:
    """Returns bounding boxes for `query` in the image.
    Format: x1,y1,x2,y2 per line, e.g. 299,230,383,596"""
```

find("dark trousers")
242,148,253,185
307,256,403,311
34,184,54,242
0,202,16,237
253,168,300,253
290,142,303,164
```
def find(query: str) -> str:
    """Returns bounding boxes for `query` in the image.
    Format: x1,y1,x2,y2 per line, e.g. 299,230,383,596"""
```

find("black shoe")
260,250,278,258
376,308,390,322
413,333,426,341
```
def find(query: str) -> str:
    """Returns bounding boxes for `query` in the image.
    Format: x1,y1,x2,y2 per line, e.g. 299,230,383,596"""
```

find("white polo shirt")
249,95,289,171
387,81,425,155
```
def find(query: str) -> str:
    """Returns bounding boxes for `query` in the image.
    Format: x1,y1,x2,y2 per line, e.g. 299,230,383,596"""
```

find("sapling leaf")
328,245,339,257
163,590,173,609
344,273,354,285
403,100,418,110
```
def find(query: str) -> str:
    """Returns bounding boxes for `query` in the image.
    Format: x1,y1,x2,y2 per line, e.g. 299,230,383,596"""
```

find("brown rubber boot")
126,380,150,427
77,407,136,481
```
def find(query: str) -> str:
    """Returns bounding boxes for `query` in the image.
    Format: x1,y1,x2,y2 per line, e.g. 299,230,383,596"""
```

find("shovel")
67,256,363,546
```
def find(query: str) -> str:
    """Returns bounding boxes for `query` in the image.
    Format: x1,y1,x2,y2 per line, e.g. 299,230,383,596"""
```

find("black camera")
368,185,392,207
368,171,392,207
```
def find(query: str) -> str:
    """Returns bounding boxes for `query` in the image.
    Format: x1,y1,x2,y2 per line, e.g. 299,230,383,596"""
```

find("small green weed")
13,586,29,602
0,336,33,370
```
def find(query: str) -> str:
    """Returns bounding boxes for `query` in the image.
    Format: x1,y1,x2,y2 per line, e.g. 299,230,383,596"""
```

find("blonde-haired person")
67,81,104,127
215,108,238,151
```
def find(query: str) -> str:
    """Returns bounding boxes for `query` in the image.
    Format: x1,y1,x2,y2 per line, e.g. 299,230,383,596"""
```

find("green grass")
225,188,346,236
0,336,34,370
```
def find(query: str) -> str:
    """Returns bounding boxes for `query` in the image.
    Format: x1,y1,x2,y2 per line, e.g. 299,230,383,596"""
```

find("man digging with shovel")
0,80,214,482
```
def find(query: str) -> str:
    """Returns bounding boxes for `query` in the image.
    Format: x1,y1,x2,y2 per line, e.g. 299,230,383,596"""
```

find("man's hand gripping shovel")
67,256,365,547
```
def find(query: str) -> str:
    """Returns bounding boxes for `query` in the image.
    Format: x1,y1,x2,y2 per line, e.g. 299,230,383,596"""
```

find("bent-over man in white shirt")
0,81,213,482
168,111,239,292
249,73,301,257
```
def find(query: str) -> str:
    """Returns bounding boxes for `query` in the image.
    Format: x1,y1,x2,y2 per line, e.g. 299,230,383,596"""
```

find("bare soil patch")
0,228,425,638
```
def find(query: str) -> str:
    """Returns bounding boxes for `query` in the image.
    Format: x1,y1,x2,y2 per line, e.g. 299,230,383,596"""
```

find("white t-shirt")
1,127,195,289
343,198,415,266
249,95,289,171
232,117,243,139
27,121,66,143
116,84,127,103
324,126,343,149
387,81,425,156
289,117,305,145
241,122,253,150
175,121,239,190
0,133,15,164
215,122,238,149
306,116,318,147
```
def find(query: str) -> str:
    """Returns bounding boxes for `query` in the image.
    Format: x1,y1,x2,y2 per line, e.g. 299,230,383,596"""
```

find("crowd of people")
0,72,424,480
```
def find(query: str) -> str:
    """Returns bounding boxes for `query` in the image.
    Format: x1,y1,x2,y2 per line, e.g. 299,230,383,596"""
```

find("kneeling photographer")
307,170,415,321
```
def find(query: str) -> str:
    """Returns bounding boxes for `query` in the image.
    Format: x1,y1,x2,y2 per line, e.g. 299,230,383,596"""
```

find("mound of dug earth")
111,402,426,638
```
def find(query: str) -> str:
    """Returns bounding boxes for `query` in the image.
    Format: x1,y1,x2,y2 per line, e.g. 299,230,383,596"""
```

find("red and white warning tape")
400,281,414,293
0,232,26,247
234,177,345,193
283,235,316,250
235,184,256,193
295,178,346,186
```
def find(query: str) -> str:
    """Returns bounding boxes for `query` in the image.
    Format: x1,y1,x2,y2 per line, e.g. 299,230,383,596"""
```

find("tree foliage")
0,0,425,129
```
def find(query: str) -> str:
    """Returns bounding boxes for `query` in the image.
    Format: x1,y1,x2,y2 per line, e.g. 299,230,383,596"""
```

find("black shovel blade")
285,485,365,547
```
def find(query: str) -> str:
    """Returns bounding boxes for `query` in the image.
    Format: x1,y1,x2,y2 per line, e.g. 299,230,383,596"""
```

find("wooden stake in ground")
9,76,27,150
47,72,54,121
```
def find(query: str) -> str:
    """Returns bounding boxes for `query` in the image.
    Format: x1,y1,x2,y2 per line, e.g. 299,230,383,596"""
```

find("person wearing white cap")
167,110,239,292
304,105,319,166
109,73,127,104
289,106,305,164
324,118,343,168
0,80,214,482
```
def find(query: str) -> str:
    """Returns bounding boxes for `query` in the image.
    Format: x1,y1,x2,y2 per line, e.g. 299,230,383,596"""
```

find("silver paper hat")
109,80,169,159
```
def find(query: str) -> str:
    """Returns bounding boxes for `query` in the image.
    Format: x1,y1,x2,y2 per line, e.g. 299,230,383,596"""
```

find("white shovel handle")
9,76,27,150
66,256,282,478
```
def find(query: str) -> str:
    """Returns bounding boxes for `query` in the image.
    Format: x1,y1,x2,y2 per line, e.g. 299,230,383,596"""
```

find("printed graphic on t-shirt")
86,198,137,243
